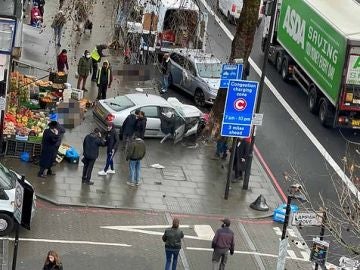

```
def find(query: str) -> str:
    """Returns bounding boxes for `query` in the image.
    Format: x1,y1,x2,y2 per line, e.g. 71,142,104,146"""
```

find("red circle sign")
234,98,247,111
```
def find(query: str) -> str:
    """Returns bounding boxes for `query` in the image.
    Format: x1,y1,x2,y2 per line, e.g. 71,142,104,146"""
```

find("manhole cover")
161,166,186,181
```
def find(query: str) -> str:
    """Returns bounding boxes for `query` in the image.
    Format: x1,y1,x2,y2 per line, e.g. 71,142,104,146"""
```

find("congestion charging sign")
221,80,259,138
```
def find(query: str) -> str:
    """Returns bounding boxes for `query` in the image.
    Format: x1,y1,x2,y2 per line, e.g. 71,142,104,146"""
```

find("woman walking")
162,218,184,270
43,250,63,270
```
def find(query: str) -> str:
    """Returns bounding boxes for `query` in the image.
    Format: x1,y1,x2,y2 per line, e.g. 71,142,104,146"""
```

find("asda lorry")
262,0,360,128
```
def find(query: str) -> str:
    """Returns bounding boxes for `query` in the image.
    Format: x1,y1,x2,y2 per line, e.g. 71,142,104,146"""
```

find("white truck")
118,0,208,55
262,0,360,128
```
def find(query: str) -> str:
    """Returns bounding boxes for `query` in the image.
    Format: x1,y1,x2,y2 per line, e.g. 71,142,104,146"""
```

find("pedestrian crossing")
273,226,311,261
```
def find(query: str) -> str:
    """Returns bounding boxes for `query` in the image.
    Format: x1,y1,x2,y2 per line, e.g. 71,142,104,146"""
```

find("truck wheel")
308,86,319,114
281,58,289,81
0,213,14,236
194,89,206,107
319,98,333,127
276,53,282,73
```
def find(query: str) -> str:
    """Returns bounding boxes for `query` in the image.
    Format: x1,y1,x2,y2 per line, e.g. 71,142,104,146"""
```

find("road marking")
199,0,359,201
4,237,131,247
186,247,309,262
287,228,297,238
287,250,297,259
101,224,215,241
273,227,282,236
301,251,310,260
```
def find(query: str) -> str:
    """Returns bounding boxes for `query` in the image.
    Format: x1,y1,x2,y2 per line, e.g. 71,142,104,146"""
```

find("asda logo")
283,5,306,49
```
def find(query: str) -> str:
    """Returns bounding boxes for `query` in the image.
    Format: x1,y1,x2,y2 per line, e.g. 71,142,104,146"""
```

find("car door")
181,59,197,96
173,111,186,144
137,106,161,137
169,53,184,87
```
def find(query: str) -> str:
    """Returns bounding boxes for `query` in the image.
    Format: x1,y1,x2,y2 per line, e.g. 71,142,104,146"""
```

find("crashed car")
93,93,203,143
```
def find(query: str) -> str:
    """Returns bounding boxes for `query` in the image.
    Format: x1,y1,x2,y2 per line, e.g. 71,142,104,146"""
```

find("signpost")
220,64,243,89
292,211,323,226
276,238,288,270
221,80,259,138
310,238,329,267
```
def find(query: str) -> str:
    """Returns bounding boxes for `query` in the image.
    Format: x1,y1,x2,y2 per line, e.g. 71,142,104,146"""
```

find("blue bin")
20,152,30,162
273,203,299,223
65,147,80,164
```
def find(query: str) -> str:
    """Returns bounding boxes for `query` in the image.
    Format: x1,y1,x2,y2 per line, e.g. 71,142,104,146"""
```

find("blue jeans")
54,27,62,45
216,141,227,157
165,249,180,270
129,160,141,184
104,152,114,172
162,74,169,92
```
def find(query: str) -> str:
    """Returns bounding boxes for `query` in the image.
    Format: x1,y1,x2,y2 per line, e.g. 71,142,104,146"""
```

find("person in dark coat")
91,44,107,81
57,49,69,72
82,128,105,185
135,111,147,139
160,109,176,144
38,121,60,178
121,109,140,151
232,138,251,182
98,123,119,176
96,60,112,100
43,250,63,270
162,218,184,270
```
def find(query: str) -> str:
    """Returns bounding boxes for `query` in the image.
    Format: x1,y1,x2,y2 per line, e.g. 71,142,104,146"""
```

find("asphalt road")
161,0,360,263
8,202,311,270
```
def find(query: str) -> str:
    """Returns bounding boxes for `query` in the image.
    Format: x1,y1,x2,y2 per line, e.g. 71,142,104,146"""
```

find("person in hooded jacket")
135,111,147,139
43,250,63,270
96,60,112,100
121,109,140,151
77,50,92,90
98,123,119,176
82,128,106,185
162,218,184,270
57,49,69,73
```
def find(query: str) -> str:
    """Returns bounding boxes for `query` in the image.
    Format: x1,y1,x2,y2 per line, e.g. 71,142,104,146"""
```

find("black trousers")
82,158,96,182
91,61,98,80
97,84,107,100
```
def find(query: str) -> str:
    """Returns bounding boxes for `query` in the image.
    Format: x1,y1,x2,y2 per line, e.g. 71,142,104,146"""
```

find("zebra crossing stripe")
287,250,297,259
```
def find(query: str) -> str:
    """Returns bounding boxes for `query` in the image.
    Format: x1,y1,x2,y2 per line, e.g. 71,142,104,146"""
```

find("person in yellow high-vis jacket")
96,60,113,100
91,44,107,81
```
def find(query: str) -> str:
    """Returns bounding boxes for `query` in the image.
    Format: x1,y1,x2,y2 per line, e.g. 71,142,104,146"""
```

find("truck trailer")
262,0,360,128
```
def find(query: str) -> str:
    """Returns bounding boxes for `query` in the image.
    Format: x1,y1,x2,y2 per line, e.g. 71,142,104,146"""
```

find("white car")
93,93,203,143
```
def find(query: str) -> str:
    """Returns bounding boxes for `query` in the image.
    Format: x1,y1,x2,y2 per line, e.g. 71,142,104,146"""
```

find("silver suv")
168,50,222,107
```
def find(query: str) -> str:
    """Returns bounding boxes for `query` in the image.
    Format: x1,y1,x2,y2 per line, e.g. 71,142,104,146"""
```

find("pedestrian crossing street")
273,226,311,261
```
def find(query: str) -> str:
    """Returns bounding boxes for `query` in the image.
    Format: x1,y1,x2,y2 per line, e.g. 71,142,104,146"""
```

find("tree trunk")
204,0,261,139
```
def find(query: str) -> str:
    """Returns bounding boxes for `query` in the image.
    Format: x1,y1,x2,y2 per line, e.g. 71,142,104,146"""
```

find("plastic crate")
4,139,42,158
71,88,84,101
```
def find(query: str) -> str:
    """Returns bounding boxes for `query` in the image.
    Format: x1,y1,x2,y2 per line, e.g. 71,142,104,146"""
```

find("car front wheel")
0,213,14,236
194,89,206,107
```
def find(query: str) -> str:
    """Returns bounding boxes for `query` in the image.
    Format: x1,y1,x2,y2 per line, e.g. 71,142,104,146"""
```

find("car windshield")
0,163,16,190
104,96,135,112
196,62,222,78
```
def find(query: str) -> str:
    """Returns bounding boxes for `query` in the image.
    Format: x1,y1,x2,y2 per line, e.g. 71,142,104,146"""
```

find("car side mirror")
0,188,9,200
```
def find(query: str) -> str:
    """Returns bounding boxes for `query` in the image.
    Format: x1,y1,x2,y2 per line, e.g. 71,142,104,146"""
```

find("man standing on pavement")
121,109,140,151
96,60,112,100
135,111,147,139
232,138,251,182
126,133,146,186
162,218,184,270
91,44,107,81
51,10,66,47
77,50,92,91
211,218,235,270
82,128,106,185
98,123,119,176
160,53,171,94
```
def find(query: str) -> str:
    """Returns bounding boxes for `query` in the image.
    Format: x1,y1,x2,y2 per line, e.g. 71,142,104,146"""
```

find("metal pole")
314,212,326,270
224,138,238,200
243,0,278,190
281,195,292,240
12,222,20,270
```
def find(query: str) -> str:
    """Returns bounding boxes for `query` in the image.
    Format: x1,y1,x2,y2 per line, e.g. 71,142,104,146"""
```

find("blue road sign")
220,64,243,89
221,80,259,138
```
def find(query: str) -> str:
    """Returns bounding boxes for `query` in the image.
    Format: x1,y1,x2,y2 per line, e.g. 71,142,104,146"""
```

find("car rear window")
104,96,135,112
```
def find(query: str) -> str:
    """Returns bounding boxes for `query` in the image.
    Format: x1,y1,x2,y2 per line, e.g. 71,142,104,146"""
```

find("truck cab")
0,163,36,236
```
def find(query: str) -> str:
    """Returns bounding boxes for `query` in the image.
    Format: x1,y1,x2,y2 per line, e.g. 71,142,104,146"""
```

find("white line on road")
186,247,309,262
199,0,359,201
287,228,297,238
300,251,310,260
287,250,297,259
3,237,131,247
273,227,282,236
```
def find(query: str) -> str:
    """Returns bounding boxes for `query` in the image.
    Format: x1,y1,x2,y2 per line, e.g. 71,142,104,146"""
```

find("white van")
0,163,36,236
124,0,208,53
218,0,243,24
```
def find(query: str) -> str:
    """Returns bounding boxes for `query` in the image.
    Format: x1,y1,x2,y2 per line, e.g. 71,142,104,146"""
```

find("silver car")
168,50,222,107
93,93,202,143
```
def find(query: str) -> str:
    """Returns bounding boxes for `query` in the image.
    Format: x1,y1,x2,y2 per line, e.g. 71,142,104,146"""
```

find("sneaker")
126,181,135,187
107,169,116,174
98,170,107,176
135,182,141,186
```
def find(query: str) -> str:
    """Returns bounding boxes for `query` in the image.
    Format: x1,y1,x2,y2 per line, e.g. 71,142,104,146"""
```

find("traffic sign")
252,113,264,126
310,238,329,267
220,64,243,88
221,80,259,138
292,211,323,226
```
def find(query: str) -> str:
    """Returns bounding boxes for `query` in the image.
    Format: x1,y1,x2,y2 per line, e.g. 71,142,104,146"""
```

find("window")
140,106,159,118
170,53,186,67
196,62,222,78
184,59,197,76
104,96,135,112
0,164,16,190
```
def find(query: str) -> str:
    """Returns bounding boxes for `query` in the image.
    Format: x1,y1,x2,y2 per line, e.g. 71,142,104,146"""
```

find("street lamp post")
243,0,278,190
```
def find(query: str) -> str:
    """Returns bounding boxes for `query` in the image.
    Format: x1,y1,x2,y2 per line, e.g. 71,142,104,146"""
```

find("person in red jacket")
30,4,42,27
57,49,69,72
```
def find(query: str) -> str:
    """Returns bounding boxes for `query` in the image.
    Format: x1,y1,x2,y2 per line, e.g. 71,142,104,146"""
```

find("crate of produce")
49,72,68,84
28,136,43,143
71,88,84,101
